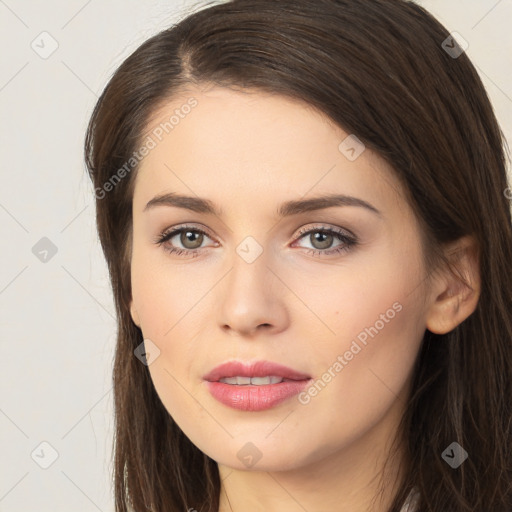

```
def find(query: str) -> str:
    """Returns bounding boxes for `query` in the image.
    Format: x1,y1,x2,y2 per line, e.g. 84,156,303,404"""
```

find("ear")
425,235,480,335
129,299,141,328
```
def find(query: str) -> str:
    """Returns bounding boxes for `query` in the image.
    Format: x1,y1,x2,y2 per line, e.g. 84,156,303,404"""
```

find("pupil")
312,232,333,249
181,230,203,249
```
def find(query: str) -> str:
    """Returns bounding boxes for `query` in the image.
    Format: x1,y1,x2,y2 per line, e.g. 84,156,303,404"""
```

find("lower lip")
205,380,311,411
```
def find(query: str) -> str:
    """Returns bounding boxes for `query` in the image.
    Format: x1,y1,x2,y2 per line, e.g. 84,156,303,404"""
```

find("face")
129,85,431,473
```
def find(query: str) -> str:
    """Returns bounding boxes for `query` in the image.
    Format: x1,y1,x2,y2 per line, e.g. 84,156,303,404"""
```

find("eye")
155,225,217,257
292,225,357,256
155,223,358,258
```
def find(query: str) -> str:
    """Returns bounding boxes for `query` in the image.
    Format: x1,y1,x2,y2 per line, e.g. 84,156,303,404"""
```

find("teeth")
219,376,284,385
251,376,283,385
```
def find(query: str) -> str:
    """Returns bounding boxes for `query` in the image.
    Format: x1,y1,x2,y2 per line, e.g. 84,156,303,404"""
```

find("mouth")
203,360,311,382
203,360,312,411
217,376,296,385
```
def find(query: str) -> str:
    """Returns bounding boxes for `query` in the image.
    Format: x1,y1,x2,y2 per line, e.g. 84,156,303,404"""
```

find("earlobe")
425,236,480,335
129,300,141,328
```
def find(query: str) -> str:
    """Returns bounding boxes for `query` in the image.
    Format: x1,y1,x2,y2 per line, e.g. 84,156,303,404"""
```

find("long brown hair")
84,1,512,510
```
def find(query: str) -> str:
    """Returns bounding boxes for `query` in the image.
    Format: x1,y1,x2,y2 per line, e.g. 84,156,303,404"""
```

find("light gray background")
0,1,511,510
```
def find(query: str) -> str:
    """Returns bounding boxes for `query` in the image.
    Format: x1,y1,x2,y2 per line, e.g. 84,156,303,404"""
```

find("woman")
84,0,512,510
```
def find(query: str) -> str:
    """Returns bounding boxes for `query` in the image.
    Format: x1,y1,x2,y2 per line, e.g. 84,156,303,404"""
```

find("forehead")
134,85,405,216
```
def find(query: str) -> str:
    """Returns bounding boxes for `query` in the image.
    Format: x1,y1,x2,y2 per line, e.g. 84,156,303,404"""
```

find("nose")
217,249,289,337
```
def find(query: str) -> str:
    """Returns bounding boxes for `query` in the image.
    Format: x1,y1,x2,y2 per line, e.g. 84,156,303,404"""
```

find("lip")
203,360,312,412
203,360,311,382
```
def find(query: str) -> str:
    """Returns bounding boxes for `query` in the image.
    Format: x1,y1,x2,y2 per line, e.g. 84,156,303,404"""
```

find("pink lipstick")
203,360,311,411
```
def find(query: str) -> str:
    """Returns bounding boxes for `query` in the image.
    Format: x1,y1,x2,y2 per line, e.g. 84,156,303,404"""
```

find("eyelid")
293,223,356,240
156,223,218,245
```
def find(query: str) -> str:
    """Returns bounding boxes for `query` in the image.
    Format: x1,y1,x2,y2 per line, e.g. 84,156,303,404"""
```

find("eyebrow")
144,192,381,217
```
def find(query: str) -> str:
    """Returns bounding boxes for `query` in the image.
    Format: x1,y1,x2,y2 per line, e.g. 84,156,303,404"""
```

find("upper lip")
203,360,311,382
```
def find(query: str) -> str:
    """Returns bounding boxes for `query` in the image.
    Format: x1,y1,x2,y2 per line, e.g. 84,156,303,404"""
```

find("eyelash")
154,224,358,258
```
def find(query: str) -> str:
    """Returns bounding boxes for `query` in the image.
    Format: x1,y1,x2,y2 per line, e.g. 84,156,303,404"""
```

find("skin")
129,85,480,511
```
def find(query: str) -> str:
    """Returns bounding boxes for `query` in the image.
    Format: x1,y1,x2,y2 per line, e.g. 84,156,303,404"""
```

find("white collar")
399,487,419,512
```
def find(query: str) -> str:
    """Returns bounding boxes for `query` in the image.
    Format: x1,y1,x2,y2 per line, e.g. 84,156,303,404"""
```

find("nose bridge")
226,238,273,301
217,236,288,334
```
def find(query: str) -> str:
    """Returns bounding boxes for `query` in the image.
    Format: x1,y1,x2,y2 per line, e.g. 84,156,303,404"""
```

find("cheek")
298,259,426,429
288,237,425,356
334,269,423,353
289,295,424,464
130,249,216,392
306,278,424,398
130,257,209,435
293,241,426,411
130,247,210,338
